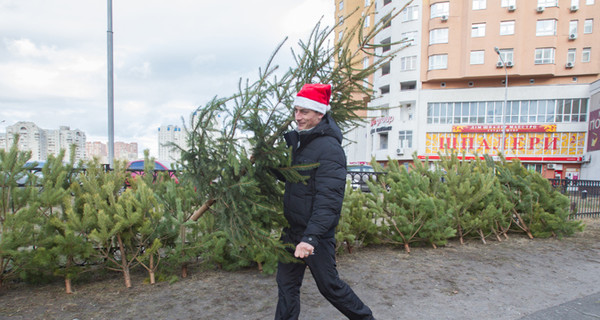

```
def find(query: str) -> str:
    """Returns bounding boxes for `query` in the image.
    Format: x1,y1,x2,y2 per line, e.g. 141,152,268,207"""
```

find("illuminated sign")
370,116,394,127
452,124,556,133
425,132,586,157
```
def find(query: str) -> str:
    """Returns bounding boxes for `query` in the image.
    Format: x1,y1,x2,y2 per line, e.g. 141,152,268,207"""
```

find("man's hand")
294,242,315,259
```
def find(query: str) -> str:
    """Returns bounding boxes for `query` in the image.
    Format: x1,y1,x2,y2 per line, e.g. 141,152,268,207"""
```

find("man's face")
294,107,324,131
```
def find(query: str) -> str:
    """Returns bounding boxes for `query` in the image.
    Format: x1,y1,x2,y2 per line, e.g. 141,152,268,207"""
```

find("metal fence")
549,179,600,219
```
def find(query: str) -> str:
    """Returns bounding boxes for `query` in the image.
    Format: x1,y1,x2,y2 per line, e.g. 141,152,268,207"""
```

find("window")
401,5,419,22
536,20,557,36
338,30,344,41
400,56,417,71
430,28,449,44
401,31,418,46
584,19,593,34
470,51,485,64
569,20,578,35
501,0,516,6
365,0,370,6
379,132,388,150
381,62,391,75
582,47,591,62
383,0,392,5
339,0,344,11
473,0,486,10
500,21,515,35
381,37,391,53
535,48,555,64
380,85,390,95
471,23,486,37
571,0,579,6
431,2,449,18
586,0,594,4
497,48,514,63
382,14,392,28
429,54,448,70
363,57,369,69
567,49,577,63
538,0,558,7
427,99,588,125
364,14,370,28
398,131,413,148
400,81,416,91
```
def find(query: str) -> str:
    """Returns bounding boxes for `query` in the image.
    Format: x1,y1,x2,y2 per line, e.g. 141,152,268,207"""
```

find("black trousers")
274,236,374,320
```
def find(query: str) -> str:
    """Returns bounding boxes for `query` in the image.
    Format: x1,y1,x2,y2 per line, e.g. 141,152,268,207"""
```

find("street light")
494,47,508,156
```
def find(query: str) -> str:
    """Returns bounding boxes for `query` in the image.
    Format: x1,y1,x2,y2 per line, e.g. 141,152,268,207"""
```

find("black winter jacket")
282,114,347,248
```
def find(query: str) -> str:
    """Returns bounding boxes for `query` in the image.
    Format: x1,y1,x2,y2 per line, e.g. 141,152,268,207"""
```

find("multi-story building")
334,0,376,164
86,141,108,163
3,122,87,162
349,0,598,179
86,141,138,163
158,125,187,163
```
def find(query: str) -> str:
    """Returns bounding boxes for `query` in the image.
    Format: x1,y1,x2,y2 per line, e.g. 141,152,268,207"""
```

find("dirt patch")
1,219,600,320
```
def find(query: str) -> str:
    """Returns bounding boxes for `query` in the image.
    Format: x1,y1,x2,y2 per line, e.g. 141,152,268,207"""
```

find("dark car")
347,164,375,192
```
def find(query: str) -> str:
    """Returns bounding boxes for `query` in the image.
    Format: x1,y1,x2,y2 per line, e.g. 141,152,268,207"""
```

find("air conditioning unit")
396,148,404,155
496,61,504,68
547,163,556,170
506,61,514,68
441,15,448,22
569,33,577,40
536,6,545,13
566,61,574,68
582,154,591,163
570,5,579,11
508,5,516,11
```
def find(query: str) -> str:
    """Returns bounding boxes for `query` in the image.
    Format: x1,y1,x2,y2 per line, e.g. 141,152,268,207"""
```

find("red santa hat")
293,83,331,114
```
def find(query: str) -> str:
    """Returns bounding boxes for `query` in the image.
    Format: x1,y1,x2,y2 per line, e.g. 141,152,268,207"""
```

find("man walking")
274,83,375,320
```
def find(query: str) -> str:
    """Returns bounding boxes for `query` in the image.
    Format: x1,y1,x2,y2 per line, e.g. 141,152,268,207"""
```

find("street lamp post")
494,47,508,156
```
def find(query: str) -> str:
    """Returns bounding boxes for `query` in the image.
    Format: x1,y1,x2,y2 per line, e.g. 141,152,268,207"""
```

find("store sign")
370,116,394,127
588,109,600,152
425,132,586,157
452,124,556,133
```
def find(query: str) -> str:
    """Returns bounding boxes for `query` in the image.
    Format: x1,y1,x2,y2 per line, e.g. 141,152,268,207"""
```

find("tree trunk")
189,198,216,221
181,264,188,278
149,255,155,285
458,224,465,245
65,278,73,294
513,211,534,239
478,229,487,244
117,234,132,288
404,243,411,254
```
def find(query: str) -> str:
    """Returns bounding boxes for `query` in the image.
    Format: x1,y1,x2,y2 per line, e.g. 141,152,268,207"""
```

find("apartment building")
158,125,186,163
334,0,377,164
355,0,598,179
3,121,86,162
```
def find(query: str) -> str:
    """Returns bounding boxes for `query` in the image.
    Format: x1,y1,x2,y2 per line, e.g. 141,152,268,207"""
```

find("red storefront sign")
452,124,556,133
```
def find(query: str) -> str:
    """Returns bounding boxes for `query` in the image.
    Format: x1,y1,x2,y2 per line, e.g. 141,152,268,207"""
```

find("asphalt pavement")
519,292,600,320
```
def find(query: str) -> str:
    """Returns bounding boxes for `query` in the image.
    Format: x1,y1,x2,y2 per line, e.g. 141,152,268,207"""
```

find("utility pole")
107,0,115,169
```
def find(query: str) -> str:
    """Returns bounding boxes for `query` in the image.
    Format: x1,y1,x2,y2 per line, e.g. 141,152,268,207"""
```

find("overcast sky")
0,0,334,157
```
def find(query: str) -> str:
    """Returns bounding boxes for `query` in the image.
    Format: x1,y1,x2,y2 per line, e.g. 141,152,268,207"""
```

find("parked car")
347,164,375,192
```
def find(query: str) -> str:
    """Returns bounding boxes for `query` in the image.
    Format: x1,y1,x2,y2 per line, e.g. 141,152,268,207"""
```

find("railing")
549,179,600,219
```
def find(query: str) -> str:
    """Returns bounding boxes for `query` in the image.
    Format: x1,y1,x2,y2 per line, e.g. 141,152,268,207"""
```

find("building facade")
350,0,598,179
3,122,87,162
334,0,376,164
158,125,187,163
